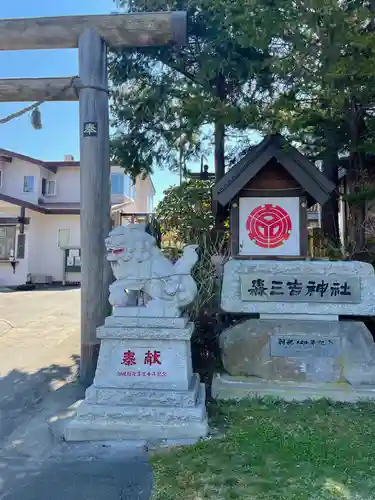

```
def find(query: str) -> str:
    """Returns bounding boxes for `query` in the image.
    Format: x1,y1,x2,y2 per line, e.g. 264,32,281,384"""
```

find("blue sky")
0,0,201,202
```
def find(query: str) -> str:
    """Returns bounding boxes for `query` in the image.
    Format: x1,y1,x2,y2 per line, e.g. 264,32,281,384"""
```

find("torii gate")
0,12,187,385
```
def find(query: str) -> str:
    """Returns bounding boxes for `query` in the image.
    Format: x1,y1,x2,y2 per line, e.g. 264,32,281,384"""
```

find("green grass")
151,399,375,500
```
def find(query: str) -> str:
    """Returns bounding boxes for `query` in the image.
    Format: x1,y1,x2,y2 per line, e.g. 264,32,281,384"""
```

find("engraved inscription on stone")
240,274,361,304
270,335,341,358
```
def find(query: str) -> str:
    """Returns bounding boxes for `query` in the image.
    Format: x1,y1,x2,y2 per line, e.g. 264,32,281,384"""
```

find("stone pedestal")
214,259,375,402
212,318,375,402
212,374,375,403
218,319,375,384
65,315,208,442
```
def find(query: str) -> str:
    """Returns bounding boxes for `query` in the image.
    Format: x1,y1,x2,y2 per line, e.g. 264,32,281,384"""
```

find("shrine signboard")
220,259,373,316
240,274,361,303
239,197,300,257
212,134,336,258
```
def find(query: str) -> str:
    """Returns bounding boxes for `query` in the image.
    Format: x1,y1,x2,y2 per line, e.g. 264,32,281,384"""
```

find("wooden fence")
308,227,332,258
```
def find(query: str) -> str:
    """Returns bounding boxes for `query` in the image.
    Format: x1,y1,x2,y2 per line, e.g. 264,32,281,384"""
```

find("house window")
111,173,124,195
0,226,16,259
58,229,70,248
48,180,56,196
130,181,136,199
0,169,3,188
147,194,154,213
124,175,131,197
23,175,35,193
42,178,56,196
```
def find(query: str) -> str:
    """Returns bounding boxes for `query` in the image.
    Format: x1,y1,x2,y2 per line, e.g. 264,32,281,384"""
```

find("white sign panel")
95,339,192,390
239,197,300,256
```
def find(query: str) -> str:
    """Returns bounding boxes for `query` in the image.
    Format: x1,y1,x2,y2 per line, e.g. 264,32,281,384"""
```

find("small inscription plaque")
270,335,341,358
83,121,98,137
116,347,168,378
240,274,361,304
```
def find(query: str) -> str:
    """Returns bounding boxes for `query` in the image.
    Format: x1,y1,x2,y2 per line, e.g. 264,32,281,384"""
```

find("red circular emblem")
246,203,292,249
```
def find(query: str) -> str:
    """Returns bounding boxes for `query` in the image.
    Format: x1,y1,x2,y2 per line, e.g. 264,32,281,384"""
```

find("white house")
0,149,155,287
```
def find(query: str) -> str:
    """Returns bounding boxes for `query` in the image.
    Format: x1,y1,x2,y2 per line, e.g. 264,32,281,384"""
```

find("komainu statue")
105,224,199,317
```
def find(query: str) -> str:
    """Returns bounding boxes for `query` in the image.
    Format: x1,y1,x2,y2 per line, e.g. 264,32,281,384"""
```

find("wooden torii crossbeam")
0,12,186,50
0,12,187,385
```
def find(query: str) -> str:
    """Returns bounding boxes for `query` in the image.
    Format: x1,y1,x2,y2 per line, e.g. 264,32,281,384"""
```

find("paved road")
0,287,81,445
0,288,152,500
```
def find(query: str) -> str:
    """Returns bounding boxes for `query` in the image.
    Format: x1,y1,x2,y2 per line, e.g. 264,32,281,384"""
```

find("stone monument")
211,134,375,402
65,224,208,441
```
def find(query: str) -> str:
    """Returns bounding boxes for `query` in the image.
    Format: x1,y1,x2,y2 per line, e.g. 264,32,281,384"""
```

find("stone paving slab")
0,378,153,500
0,457,152,500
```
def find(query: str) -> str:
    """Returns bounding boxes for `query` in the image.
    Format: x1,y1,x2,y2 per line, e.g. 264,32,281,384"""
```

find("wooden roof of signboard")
212,134,336,209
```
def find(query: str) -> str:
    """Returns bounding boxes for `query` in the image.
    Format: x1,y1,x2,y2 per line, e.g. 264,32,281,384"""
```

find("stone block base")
212,373,375,403
65,418,208,442
86,373,201,408
64,379,208,442
219,319,375,385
